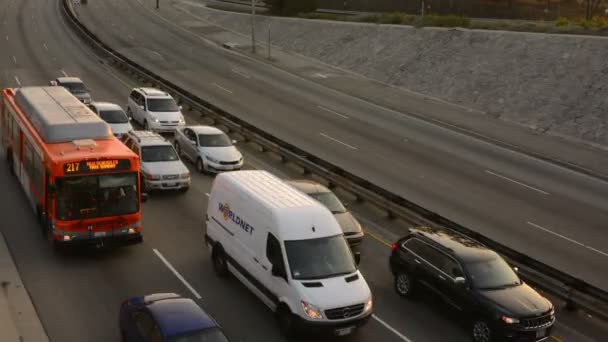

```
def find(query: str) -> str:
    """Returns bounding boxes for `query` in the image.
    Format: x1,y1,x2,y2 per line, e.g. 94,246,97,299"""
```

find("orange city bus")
1,86,144,248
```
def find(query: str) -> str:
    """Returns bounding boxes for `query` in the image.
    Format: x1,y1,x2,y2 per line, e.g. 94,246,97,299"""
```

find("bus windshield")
55,172,139,220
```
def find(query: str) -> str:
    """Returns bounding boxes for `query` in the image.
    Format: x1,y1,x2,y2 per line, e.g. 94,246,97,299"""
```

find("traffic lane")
83,0,608,290
0,154,212,342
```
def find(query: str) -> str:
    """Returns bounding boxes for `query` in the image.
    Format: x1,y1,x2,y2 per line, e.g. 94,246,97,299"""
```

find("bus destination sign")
64,159,131,175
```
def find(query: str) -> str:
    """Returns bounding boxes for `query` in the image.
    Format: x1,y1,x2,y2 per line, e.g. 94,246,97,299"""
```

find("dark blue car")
119,293,230,342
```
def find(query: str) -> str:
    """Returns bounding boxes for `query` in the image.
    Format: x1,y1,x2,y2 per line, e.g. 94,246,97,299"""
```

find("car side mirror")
190,140,197,146
179,105,183,110
141,192,149,203
128,117,132,121
454,277,466,285
231,139,237,145
513,266,518,273
354,251,361,265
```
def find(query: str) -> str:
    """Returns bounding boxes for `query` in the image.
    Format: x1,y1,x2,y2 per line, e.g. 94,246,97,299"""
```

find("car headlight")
151,117,160,123
501,315,520,324
364,297,373,312
301,301,323,320
205,155,219,163
180,172,190,179
178,117,185,124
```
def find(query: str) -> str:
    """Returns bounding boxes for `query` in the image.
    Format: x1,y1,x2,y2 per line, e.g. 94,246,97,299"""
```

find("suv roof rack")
129,130,167,143
138,87,168,97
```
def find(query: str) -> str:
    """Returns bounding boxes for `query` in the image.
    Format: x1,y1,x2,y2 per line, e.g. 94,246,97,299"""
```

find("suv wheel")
394,271,415,297
472,319,492,342
144,120,150,131
212,245,229,278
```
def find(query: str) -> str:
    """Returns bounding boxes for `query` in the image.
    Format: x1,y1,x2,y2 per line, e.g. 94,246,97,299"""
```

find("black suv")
390,227,555,342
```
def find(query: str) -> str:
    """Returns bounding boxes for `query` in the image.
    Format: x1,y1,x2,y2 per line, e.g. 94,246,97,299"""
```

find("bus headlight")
128,228,136,234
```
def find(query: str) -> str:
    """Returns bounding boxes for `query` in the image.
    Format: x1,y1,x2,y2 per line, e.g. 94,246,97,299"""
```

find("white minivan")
205,170,372,337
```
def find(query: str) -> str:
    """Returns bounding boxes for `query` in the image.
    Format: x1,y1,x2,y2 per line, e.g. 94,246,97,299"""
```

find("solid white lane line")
213,83,233,94
12,56,16,64
61,70,68,77
43,43,48,51
372,315,414,342
318,105,349,119
320,132,357,150
153,249,203,299
485,170,550,195
231,68,250,79
14,76,21,86
526,222,608,257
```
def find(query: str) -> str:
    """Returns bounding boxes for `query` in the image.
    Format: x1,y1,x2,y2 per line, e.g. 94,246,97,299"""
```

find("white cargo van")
205,170,372,337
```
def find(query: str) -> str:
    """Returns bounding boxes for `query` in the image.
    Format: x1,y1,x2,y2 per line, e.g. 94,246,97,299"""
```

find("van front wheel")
277,305,296,338
212,245,229,278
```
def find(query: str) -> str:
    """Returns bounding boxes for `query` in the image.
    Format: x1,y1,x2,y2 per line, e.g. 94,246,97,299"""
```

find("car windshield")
55,173,139,220
284,235,356,280
466,257,521,290
141,145,179,162
99,109,128,124
198,134,232,147
147,98,179,112
310,191,347,214
62,82,87,93
167,328,230,342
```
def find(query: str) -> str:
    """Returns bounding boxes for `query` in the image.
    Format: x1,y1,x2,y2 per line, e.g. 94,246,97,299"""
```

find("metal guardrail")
61,0,608,321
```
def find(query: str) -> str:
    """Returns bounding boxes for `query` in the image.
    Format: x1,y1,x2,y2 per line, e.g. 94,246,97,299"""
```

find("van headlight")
151,117,160,123
178,117,185,124
364,297,373,312
301,301,323,320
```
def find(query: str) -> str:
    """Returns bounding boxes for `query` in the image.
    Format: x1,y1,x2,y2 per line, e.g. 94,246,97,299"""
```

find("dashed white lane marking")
320,132,357,150
485,170,550,195
5,35,8,41
205,193,209,197
372,315,414,342
526,221,608,257
43,43,48,51
151,51,163,58
213,83,233,94
61,70,68,77
231,68,251,79
128,34,135,40
153,248,203,299
14,76,21,86
318,105,349,119
12,55,17,64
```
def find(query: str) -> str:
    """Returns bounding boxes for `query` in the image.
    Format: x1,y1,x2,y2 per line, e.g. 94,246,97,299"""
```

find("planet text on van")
219,202,255,235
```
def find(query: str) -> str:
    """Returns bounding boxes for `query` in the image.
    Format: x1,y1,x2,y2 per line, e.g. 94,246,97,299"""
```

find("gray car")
49,77,92,104
286,179,364,250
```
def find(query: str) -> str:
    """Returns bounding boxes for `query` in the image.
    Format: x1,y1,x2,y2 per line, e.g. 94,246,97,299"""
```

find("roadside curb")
0,232,50,342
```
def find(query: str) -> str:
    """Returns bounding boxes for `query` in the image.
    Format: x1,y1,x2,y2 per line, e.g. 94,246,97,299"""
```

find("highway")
0,0,606,341
64,0,608,291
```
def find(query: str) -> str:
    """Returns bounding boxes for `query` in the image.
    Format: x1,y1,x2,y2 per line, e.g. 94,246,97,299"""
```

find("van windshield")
284,235,356,280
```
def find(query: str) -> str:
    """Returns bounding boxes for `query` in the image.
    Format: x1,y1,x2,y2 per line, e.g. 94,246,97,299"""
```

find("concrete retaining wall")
182,2,608,146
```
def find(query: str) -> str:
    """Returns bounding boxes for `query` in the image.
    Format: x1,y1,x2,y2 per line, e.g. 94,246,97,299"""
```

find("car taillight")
391,243,397,250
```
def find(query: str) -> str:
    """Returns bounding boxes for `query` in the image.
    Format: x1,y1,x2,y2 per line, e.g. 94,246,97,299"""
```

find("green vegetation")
555,17,570,27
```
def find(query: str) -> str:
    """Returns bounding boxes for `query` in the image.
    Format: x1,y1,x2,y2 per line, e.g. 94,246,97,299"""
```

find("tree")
266,0,318,15
581,0,602,19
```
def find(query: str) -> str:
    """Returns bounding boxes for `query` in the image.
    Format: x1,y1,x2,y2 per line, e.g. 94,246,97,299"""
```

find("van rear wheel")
212,245,229,278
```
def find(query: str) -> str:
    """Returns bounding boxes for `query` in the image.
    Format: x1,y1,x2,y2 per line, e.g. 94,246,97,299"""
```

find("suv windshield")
466,257,521,290
141,145,179,162
62,82,87,93
167,328,229,342
310,191,346,214
198,134,232,147
147,98,179,112
284,235,356,280
99,110,128,124
55,173,138,220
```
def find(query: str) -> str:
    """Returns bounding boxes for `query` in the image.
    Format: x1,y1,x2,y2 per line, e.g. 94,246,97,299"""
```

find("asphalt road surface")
70,0,608,291
0,0,607,341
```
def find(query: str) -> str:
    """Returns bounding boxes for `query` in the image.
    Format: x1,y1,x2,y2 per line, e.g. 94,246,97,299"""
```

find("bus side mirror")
141,192,149,203
354,251,361,265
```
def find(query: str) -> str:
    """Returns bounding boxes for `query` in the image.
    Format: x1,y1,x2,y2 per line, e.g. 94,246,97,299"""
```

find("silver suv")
122,131,191,192
126,88,185,133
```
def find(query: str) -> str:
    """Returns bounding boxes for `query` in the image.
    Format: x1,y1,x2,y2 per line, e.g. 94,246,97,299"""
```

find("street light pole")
251,0,256,54
156,0,159,9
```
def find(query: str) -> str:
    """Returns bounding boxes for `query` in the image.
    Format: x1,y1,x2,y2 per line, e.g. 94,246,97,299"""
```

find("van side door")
261,233,290,310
